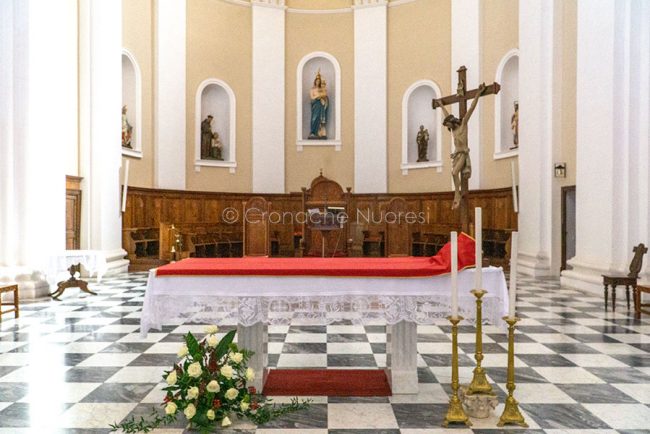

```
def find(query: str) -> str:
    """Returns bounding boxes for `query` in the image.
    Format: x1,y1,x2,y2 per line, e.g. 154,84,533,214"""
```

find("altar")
140,242,509,395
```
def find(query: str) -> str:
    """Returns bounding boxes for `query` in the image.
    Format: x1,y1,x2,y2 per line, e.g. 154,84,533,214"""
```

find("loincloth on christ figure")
451,149,472,178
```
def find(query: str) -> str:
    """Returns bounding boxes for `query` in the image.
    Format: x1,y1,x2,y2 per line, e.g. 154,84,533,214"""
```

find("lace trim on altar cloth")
140,294,505,333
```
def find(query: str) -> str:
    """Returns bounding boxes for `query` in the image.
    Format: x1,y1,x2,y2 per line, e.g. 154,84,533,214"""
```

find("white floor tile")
582,403,650,429
328,403,399,429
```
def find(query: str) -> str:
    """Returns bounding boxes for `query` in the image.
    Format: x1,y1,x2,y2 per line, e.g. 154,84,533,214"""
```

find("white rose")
205,325,219,335
166,371,177,386
187,362,202,378
165,402,177,415
206,334,219,348
240,402,249,411
184,403,196,420
225,387,239,400
221,416,232,427
245,367,255,382
229,352,244,364
220,365,234,379
187,386,199,400
207,380,220,393
206,409,216,421
177,345,188,358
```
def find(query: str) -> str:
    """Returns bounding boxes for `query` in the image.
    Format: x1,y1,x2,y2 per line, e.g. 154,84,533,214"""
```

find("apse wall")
479,0,519,190
121,0,154,188
186,0,252,192
117,0,529,195
285,11,355,192
387,0,451,193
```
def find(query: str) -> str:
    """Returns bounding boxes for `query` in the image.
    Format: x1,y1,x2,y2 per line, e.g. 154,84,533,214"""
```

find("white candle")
474,207,482,290
509,231,518,318
121,159,130,213
451,231,458,318
511,161,519,213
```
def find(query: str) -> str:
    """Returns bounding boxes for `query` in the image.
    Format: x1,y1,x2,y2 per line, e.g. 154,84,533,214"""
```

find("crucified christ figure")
434,82,487,209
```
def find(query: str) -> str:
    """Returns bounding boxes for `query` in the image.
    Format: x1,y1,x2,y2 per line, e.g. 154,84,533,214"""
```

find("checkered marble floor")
1,273,649,433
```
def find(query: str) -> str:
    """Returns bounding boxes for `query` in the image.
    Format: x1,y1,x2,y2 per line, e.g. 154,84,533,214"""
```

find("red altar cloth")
156,233,476,278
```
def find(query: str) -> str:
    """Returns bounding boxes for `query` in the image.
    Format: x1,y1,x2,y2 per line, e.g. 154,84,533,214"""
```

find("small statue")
122,105,133,148
416,125,430,162
510,101,519,148
309,69,329,140
211,132,224,161
200,115,214,159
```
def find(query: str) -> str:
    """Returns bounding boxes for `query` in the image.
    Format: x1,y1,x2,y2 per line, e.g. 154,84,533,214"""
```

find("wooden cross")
432,65,500,233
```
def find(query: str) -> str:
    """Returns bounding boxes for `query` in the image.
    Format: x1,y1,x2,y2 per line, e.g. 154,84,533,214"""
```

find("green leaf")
215,329,236,360
186,332,201,359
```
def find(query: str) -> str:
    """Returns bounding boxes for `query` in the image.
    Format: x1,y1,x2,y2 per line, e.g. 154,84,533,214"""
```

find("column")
78,0,129,274
154,0,187,190
0,0,77,298
562,0,650,292
353,0,387,193
451,0,481,190
252,0,286,194
516,0,556,277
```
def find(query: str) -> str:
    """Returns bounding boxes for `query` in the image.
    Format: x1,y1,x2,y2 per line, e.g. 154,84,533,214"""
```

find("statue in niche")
211,132,224,161
200,115,214,159
416,125,430,162
510,100,519,148
308,69,329,140
122,105,133,149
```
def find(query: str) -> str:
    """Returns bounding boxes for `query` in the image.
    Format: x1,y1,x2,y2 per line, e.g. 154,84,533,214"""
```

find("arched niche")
401,80,443,175
494,49,519,159
296,52,341,151
194,78,237,173
121,49,142,158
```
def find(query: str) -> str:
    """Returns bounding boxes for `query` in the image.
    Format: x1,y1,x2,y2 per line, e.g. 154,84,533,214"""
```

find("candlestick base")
467,289,495,396
443,315,472,427
497,316,528,428
497,395,528,427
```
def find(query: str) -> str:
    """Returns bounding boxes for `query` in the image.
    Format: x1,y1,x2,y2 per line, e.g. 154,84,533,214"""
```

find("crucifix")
432,65,500,233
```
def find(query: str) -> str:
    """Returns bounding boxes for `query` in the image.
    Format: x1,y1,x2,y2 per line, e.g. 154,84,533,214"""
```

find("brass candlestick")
467,289,494,395
497,316,528,428
443,315,472,427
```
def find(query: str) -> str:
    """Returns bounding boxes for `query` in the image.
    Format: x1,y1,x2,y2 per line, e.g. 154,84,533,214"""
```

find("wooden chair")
602,243,648,311
385,197,411,257
0,283,19,322
243,196,271,257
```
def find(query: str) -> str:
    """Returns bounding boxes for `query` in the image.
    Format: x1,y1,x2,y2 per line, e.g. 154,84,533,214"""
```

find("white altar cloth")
47,250,108,284
141,266,509,335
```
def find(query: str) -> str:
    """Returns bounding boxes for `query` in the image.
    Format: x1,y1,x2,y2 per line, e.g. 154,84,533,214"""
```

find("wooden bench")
0,284,19,321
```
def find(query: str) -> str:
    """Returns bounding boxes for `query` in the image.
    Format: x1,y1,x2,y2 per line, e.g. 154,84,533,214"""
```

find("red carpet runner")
263,369,392,396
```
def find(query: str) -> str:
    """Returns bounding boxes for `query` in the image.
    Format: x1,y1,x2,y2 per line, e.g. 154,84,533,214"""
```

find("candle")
511,161,519,213
509,231,518,318
475,207,482,290
451,231,458,318
121,159,130,213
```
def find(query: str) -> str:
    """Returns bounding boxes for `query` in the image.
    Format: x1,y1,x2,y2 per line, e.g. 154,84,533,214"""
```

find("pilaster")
353,0,387,193
251,0,286,193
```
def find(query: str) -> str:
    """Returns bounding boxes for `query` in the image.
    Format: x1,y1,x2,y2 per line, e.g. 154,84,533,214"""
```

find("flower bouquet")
111,326,310,433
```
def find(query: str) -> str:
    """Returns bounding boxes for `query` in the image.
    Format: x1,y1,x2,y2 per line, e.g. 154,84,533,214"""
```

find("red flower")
163,396,171,403
248,386,257,395
251,401,259,410
213,399,221,408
